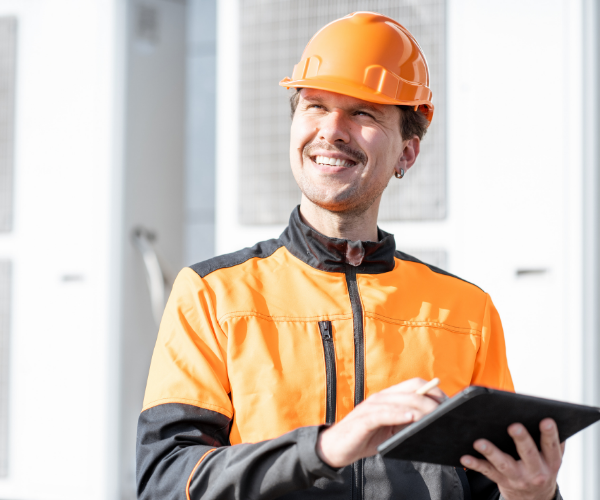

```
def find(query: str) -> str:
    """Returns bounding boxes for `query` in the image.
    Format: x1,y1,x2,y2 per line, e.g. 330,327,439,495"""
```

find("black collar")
279,206,397,274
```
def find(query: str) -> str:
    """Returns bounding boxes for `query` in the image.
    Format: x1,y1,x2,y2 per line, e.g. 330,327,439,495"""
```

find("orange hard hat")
280,11,434,124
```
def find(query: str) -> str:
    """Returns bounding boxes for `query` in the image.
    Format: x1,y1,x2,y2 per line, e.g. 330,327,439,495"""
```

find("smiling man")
289,88,419,242
136,12,563,500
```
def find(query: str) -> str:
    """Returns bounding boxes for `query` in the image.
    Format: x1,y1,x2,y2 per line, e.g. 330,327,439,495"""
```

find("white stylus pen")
415,377,440,396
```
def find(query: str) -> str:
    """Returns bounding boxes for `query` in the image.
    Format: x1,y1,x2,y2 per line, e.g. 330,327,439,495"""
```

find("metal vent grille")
239,0,446,224
0,261,11,477
0,17,17,233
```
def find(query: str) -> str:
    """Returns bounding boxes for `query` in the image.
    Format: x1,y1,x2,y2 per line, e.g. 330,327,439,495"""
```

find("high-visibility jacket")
137,207,517,500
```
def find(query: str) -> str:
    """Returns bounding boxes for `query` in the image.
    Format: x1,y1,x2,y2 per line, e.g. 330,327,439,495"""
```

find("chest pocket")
226,317,329,444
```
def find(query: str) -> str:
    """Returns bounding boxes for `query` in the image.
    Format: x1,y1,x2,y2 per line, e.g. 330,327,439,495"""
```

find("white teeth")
314,155,353,167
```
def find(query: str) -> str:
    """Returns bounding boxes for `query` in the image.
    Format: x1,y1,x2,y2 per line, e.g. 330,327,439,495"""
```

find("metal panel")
582,0,600,496
0,261,11,477
239,0,446,224
120,1,186,496
186,0,217,264
0,18,17,233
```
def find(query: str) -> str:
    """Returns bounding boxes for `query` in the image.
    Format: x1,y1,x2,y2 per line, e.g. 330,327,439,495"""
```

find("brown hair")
289,89,429,141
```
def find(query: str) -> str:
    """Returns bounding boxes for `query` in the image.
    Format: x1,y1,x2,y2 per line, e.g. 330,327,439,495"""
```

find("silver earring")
395,169,405,179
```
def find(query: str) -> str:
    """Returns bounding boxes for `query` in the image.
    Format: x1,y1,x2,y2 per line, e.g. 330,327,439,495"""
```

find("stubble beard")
293,152,392,217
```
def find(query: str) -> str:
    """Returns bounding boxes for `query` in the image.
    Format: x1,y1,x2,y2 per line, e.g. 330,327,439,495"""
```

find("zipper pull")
319,321,332,339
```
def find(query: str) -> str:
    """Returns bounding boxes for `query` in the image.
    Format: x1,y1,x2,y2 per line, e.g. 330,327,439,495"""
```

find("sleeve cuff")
297,425,344,482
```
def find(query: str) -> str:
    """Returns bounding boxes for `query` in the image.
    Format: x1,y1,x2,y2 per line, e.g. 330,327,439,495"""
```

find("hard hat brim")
279,77,434,123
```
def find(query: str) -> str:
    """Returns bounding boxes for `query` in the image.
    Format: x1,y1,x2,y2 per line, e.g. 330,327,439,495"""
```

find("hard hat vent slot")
364,65,399,98
292,56,321,80
305,56,321,78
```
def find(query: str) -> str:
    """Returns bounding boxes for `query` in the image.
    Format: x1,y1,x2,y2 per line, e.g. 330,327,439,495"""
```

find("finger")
366,392,440,414
508,423,544,472
390,423,406,435
473,439,519,479
385,378,447,402
363,404,432,428
539,419,562,472
424,388,447,404
378,378,448,404
460,455,503,484
358,406,420,431
383,378,428,393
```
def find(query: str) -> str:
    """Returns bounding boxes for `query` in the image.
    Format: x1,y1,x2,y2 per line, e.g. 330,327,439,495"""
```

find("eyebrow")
302,94,386,118
349,103,385,117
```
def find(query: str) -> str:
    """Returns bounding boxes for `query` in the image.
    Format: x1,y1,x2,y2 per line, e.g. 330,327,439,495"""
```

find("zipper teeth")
346,266,365,406
318,321,337,425
345,265,365,500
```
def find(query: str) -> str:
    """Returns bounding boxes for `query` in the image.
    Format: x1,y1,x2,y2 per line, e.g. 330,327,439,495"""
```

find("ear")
394,136,421,177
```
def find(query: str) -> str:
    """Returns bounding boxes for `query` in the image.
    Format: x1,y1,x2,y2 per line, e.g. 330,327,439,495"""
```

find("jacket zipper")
455,467,472,500
318,321,337,425
345,265,365,500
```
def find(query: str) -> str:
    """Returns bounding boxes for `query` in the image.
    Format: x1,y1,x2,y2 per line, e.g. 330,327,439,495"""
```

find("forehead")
299,88,400,119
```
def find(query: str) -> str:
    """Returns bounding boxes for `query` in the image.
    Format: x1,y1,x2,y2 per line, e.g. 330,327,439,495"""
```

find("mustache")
303,141,367,166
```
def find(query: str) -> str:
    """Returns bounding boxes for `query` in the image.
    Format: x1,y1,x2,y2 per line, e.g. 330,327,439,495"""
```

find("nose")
317,110,351,144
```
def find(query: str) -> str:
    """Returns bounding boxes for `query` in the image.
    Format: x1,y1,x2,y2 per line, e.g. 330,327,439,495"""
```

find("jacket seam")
393,254,485,292
186,448,217,500
364,311,482,336
141,398,233,418
218,310,353,324
195,272,228,343
189,241,284,279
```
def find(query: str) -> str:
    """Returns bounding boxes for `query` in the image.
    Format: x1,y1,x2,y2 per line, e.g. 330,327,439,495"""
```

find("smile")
311,155,357,168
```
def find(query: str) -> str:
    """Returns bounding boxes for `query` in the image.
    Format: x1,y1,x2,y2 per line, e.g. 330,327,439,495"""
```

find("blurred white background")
0,0,598,499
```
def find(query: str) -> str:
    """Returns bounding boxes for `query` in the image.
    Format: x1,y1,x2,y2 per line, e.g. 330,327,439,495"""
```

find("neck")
298,195,381,242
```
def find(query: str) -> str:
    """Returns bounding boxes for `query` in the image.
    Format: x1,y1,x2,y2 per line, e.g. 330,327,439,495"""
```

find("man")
137,12,563,500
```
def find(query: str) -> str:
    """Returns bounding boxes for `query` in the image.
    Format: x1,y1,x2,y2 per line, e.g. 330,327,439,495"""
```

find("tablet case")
377,386,600,467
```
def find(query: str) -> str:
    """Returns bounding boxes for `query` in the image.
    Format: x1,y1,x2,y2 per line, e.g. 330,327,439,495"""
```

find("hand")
316,378,446,468
460,418,564,500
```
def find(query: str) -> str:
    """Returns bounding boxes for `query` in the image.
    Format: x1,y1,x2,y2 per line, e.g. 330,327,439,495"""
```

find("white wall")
0,1,120,498
216,0,596,498
581,0,600,496
443,0,586,495
0,0,187,498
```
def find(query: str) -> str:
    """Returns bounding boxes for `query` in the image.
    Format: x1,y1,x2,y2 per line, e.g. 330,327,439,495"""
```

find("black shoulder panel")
394,250,484,292
189,239,284,279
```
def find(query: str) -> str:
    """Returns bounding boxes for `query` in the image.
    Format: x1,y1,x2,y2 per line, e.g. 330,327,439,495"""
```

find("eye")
355,110,374,118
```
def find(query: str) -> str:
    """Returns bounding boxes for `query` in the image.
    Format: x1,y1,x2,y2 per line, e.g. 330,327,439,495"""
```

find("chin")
304,190,368,214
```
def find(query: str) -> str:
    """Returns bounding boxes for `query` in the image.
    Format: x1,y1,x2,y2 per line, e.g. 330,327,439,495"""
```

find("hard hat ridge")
280,11,434,125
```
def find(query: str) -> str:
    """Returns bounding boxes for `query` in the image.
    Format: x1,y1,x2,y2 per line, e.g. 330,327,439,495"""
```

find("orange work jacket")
137,207,514,500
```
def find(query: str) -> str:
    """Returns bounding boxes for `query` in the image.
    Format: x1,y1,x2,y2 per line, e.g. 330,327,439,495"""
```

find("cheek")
356,129,395,164
290,116,317,154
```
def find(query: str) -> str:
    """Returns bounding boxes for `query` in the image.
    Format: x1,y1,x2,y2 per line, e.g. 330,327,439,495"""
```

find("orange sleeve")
142,267,233,418
470,293,514,392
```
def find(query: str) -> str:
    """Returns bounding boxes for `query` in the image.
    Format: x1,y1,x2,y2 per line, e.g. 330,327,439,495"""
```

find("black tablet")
377,386,600,467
